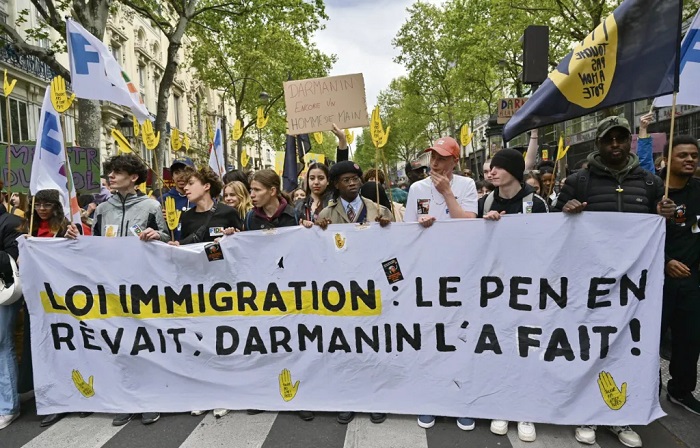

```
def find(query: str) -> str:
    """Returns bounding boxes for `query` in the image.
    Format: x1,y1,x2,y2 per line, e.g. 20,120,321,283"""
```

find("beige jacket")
318,196,394,224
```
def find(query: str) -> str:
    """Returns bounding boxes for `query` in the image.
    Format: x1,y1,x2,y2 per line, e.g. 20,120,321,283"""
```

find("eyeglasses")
339,176,361,185
600,134,630,145
34,203,54,210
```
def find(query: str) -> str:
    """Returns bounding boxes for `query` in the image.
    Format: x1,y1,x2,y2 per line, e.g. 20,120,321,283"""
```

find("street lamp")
118,114,134,143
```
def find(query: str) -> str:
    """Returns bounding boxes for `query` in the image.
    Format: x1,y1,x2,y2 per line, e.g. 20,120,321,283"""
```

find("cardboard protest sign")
20,213,665,425
497,97,528,124
284,73,369,135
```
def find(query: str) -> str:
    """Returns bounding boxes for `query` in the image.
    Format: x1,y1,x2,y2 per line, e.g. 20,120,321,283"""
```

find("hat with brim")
596,116,631,139
424,136,460,160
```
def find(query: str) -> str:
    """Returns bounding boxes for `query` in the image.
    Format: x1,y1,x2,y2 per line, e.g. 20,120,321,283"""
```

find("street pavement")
2,359,697,448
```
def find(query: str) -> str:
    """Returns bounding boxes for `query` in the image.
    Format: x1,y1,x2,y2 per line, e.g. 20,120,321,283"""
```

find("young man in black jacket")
660,135,700,416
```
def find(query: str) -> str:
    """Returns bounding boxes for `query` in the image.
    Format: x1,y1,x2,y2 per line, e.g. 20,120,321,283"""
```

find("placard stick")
664,92,678,198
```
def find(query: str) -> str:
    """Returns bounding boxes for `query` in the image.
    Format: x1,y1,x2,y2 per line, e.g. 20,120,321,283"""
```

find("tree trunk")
77,98,103,151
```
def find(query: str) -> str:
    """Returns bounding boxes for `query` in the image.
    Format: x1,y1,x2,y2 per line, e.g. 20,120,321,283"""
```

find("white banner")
19,213,666,425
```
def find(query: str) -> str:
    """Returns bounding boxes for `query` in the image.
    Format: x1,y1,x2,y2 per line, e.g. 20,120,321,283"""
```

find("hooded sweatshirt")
478,183,548,217
92,193,170,241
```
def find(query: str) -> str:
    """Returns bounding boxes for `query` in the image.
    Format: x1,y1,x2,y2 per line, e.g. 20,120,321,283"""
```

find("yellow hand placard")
50,76,76,113
345,129,355,145
183,133,190,151
207,119,214,143
3,69,16,96
232,119,243,141
556,136,570,161
165,196,181,231
72,369,95,398
171,128,183,151
370,105,389,148
313,132,324,145
378,126,390,148
142,120,160,150
133,115,140,137
256,106,269,129
597,371,627,410
278,368,299,401
111,128,133,153
460,125,474,148
241,149,250,167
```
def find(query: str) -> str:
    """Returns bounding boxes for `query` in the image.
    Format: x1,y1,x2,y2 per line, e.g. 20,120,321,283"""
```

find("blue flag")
283,134,311,192
503,0,682,141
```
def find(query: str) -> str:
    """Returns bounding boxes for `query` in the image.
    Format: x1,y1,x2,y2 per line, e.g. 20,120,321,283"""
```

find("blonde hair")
224,181,252,218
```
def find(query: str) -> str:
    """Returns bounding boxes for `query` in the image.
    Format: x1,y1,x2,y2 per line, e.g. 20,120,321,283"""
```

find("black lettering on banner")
544,328,575,361
384,323,393,353
355,326,380,353
51,322,76,350
156,328,167,353
475,324,502,354
480,276,503,307
65,285,93,317
167,328,186,353
540,278,568,309
579,325,591,361
119,284,129,314
322,281,345,312
593,326,618,359
289,281,307,311
396,323,422,351
439,277,461,307
210,282,234,312
269,326,292,353
131,285,160,315
236,282,258,312
101,328,123,354
415,277,432,307
197,283,206,313
79,321,101,351
311,281,320,310
97,284,108,315
244,327,268,355
44,283,67,311
328,327,351,353
130,326,156,355
298,324,323,352
620,270,647,305
518,326,542,357
263,283,287,312
350,280,376,310
509,277,532,311
165,285,193,314
216,326,240,355
588,277,615,308
436,323,456,352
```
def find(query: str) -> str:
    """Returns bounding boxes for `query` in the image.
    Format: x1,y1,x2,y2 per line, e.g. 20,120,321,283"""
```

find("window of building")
111,43,122,64
0,96,30,143
137,64,146,87
173,94,181,128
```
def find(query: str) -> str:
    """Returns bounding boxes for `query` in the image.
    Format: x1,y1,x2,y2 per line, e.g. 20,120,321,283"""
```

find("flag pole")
664,92,678,198
59,114,76,225
29,196,36,235
5,93,12,199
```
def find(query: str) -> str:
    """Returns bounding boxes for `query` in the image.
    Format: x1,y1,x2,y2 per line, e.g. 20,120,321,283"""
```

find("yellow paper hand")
279,368,300,402
142,120,160,150
597,371,627,410
378,126,390,148
171,128,183,151
50,76,76,113
207,119,214,142
345,129,355,145
256,107,269,129
111,129,133,153
72,369,95,398
165,196,181,231
3,69,16,96
313,132,324,145
232,119,243,141
183,133,191,151
133,116,140,137
241,150,250,167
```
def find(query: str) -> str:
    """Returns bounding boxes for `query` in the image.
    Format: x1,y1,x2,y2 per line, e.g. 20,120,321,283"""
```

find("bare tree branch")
0,21,70,79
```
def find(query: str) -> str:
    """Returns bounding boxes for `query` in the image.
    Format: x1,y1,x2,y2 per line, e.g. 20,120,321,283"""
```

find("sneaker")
190,410,206,416
213,409,229,418
112,413,135,426
370,413,387,424
609,426,642,448
0,413,19,430
517,422,536,442
668,392,700,415
141,412,160,425
417,415,435,429
337,412,355,424
490,419,508,435
575,425,597,445
298,411,314,421
40,413,65,427
456,417,475,431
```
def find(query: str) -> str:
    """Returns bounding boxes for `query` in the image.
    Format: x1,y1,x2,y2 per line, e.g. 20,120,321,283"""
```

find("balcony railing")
0,34,57,82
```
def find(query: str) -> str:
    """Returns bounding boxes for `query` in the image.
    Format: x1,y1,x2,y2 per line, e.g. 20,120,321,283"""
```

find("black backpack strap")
575,169,590,203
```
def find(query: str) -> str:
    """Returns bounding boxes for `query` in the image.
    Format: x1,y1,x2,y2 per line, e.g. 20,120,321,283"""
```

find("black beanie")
490,149,525,183
329,161,363,183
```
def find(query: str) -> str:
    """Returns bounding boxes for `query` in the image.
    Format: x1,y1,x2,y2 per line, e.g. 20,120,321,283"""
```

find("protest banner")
497,97,528,124
283,73,369,135
19,213,665,425
0,144,100,193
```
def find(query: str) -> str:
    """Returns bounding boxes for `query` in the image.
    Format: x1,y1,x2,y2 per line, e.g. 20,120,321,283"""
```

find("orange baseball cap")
424,136,460,160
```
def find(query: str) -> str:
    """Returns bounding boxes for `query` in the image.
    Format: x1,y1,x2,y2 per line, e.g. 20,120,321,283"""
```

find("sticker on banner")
382,258,404,284
204,242,224,261
334,232,347,251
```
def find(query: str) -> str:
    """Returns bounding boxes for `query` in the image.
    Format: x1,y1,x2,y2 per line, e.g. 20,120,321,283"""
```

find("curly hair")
187,167,224,199
105,154,148,184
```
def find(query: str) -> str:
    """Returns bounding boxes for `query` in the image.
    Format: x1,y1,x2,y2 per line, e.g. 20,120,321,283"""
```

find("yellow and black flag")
503,0,682,141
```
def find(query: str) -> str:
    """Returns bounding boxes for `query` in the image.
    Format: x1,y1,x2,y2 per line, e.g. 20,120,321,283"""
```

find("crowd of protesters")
0,116,698,448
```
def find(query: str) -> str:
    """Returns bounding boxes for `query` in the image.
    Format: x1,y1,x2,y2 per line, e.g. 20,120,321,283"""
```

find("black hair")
223,169,250,192
305,163,331,197
475,180,495,191
536,161,555,174
78,194,94,208
360,182,392,211
663,135,699,158
105,154,148,184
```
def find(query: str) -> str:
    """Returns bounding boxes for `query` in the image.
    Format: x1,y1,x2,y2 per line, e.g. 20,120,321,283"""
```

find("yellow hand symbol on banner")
171,128,183,151
313,132,324,145
345,129,354,145
183,133,191,151
3,69,16,96
279,368,299,402
232,119,243,141
142,120,160,150
111,128,133,153
72,369,95,398
549,13,618,108
165,196,181,231
50,76,76,113
334,233,346,249
256,107,269,129
597,371,627,410
241,149,250,167
133,115,140,137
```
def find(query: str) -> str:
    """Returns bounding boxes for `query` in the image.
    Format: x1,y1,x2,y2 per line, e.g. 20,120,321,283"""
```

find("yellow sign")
165,197,181,231
313,132,324,145
556,136,571,161
275,151,285,175
3,69,16,96
111,128,133,153
370,105,390,148
460,125,474,148
142,120,160,150
183,133,190,151
171,128,183,151
207,119,214,143
50,76,76,113
550,13,618,108
241,149,250,167
345,129,355,145
232,119,243,141
133,116,140,137
256,107,269,129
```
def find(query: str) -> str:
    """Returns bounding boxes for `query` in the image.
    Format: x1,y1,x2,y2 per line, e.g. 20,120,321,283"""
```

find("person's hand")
375,216,391,227
430,172,452,196
65,224,80,239
418,215,436,228
300,219,314,229
167,241,180,246
639,112,654,138
139,228,161,241
562,199,587,214
657,197,676,219
484,210,506,221
316,218,332,230
331,123,347,149
222,227,239,235
666,259,691,278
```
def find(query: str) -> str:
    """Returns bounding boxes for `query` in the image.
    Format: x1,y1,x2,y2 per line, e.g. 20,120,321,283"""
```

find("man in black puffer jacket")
555,116,675,218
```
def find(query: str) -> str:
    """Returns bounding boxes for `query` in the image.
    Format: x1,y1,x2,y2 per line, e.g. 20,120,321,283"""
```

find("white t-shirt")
404,175,478,222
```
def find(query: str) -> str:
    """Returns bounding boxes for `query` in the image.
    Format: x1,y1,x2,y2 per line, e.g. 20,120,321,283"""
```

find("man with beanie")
405,136,478,226
478,148,548,219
